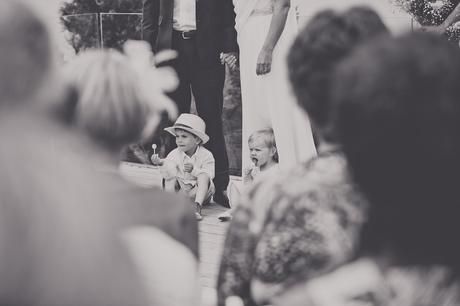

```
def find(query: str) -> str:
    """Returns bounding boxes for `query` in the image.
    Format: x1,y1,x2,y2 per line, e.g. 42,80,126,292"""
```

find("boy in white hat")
151,113,215,221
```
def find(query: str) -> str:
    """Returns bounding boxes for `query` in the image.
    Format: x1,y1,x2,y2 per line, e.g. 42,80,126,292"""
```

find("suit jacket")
142,0,238,64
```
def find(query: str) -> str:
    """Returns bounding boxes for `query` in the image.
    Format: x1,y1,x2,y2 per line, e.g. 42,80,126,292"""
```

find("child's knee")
164,178,179,191
197,173,211,186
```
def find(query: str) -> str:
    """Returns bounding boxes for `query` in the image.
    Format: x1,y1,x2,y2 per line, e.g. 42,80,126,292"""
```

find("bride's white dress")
236,0,317,172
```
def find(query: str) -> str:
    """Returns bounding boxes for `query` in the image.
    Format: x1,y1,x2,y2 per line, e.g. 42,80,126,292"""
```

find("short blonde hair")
66,49,154,149
248,128,278,163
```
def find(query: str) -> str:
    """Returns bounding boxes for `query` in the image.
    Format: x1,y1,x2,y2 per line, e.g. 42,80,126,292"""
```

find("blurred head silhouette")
65,42,177,153
0,1,149,305
0,0,63,108
288,6,389,142
66,49,151,151
333,32,460,268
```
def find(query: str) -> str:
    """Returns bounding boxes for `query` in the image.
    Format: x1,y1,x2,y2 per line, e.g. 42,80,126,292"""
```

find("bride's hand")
256,48,273,75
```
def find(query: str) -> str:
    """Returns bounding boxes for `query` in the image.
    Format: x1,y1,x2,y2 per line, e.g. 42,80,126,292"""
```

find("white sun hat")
165,113,210,144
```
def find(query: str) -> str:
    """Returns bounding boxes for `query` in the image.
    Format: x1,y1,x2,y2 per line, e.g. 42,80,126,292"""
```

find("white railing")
62,12,143,49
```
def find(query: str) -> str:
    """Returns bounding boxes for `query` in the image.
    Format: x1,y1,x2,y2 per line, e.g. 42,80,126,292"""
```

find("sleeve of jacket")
142,0,160,51
221,0,239,53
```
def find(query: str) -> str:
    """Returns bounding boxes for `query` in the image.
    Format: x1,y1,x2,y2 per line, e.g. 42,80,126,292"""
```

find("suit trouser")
168,31,229,192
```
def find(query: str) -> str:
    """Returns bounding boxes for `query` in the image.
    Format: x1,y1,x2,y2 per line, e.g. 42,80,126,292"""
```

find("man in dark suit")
142,0,238,207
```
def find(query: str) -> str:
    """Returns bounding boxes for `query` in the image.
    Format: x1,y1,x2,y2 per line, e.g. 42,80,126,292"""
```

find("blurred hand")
225,296,245,306
151,154,163,166
184,162,194,173
420,25,444,35
243,167,252,177
271,259,382,306
256,48,272,75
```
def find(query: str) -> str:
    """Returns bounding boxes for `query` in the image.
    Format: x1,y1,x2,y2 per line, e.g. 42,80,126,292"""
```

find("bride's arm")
256,0,291,75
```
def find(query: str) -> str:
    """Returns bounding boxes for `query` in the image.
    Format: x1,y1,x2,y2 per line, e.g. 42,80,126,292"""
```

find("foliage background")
392,0,460,41
61,0,143,51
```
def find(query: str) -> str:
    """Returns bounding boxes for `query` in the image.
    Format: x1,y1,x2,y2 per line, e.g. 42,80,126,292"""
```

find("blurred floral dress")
277,258,460,306
217,151,368,306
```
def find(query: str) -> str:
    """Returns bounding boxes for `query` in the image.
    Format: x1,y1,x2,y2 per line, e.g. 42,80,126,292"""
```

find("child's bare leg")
164,178,178,192
194,173,211,206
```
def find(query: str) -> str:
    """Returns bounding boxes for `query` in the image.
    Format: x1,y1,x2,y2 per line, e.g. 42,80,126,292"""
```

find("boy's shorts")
174,179,215,205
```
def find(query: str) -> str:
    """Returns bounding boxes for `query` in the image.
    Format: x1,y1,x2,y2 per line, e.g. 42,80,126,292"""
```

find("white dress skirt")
238,8,317,172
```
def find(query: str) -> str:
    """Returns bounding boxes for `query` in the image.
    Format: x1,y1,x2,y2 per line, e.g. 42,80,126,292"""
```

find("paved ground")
119,162,232,290
198,203,229,289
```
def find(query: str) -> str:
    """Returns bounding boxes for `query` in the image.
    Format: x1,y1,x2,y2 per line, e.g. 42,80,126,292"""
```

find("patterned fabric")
217,151,368,306
289,258,460,306
384,265,460,306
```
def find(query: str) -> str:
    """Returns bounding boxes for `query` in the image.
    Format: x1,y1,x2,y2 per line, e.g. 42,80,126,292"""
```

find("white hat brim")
164,126,209,144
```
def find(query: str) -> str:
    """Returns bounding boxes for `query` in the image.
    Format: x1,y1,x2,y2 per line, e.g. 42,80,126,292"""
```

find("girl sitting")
218,128,279,221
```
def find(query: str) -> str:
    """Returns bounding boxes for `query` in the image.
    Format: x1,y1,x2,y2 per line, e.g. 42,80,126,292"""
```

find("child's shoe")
195,202,203,221
218,210,233,222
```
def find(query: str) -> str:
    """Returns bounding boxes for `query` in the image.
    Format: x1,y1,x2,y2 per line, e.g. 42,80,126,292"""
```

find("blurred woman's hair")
248,128,278,163
287,7,389,138
66,49,156,150
342,6,389,39
332,32,460,269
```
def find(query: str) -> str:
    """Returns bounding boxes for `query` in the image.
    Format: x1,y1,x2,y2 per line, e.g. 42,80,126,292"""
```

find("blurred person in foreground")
0,1,201,305
64,42,202,305
281,32,460,306
217,7,389,306
0,1,151,305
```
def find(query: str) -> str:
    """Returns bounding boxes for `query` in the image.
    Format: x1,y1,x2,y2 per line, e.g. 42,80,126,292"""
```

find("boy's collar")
180,145,201,158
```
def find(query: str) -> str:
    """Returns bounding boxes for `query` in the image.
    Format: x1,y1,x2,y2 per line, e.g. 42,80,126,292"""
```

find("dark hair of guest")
332,32,460,269
287,7,389,137
342,6,389,39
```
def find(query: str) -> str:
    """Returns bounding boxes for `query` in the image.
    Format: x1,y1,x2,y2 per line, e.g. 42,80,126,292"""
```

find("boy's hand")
243,167,252,177
184,162,194,173
151,154,163,166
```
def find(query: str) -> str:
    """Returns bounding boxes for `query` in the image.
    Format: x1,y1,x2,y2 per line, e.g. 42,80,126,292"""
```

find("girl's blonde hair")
248,128,278,163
